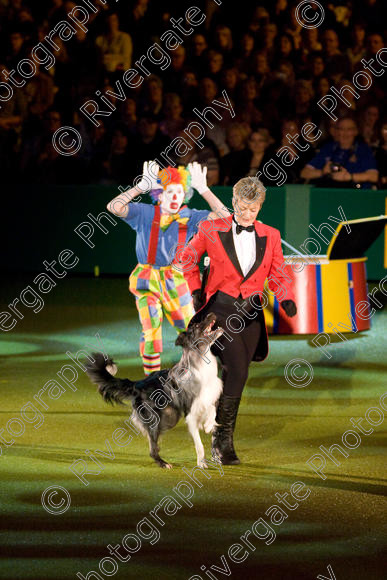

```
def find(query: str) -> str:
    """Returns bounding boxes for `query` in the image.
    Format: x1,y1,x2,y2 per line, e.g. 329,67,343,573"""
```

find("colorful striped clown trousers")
129,263,194,374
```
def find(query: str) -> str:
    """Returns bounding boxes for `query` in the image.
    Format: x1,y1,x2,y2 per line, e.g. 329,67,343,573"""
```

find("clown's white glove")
136,160,160,193
188,162,208,195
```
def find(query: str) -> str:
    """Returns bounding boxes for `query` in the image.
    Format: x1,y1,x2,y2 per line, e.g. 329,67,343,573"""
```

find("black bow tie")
235,222,255,235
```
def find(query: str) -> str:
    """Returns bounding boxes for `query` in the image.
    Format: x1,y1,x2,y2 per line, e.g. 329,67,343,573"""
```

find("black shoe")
212,395,241,465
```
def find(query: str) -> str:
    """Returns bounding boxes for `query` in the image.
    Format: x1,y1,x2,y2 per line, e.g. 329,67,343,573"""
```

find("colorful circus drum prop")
264,216,387,334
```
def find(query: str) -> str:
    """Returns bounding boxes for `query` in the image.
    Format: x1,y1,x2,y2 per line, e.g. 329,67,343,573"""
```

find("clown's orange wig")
149,165,193,204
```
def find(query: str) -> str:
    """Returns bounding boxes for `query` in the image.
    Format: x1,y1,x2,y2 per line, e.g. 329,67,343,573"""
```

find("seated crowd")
0,0,385,187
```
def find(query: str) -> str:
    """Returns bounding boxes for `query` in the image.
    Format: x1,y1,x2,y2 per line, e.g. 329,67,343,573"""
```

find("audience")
0,0,384,187
374,121,387,187
95,12,132,76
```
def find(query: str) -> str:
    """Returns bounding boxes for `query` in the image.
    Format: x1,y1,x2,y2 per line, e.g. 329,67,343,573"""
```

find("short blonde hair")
233,177,266,205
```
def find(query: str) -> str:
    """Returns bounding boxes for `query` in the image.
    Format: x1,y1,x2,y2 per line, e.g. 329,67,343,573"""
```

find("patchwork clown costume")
121,165,210,374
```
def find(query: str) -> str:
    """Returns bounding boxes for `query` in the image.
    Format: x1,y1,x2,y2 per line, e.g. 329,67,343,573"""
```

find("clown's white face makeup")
160,183,185,214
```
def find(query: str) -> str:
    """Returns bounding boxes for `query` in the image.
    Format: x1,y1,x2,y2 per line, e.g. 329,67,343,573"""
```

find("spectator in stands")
308,54,326,82
301,28,322,57
333,78,359,117
88,120,110,182
275,60,296,89
35,139,90,184
293,79,315,119
16,6,35,40
122,98,137,134
95,12,132,76
0,62,26,175
5,30,27,69
260,79,289,133
301,116,379,189
365,32,384,58
374,121,387,187
248,6,270,36
20,107,61,175
326,2,352,38
235,32,255,76
24,65,55,120
284,10,303,50
355,0,384,34
160,93,185,139
273,34,298,72
244,128,273,178
46,0,66,25
236,78,262,126
119,0,150,59
171,129,220,186
180,69,199,110
220,123,250,184
187,33,208,77
221,66,239,101
206,50,224,84
315,77,331,101
132,114,169,177
275,118,312,183
252,51,271,91
261,23,278,61
358,105,380,147
198,77,218,107
102,125,131,183
274,34,297,67
68,27,99,94
271,0,289,30
347,24,367,69
141,75,163,119
163,45,186,92
321,29,351,79
213,25,233,67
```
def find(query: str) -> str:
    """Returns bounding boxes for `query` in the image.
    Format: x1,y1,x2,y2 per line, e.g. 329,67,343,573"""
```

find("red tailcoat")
179,215,295,361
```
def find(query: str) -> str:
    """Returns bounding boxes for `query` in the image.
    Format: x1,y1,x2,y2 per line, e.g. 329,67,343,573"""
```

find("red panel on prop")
352,261,371,331
278,264,319,334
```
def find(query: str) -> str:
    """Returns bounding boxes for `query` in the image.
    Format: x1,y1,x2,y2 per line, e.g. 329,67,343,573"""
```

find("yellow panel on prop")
320,261,350,332
263,280,275,332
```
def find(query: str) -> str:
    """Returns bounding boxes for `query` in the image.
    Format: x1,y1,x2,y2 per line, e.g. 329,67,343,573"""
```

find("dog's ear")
175,332,187,347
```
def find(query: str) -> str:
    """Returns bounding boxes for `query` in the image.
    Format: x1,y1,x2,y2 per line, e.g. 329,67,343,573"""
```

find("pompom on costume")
121,165,210,374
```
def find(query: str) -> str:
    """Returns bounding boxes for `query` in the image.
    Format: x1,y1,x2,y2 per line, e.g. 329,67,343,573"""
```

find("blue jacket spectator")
301,117,379,189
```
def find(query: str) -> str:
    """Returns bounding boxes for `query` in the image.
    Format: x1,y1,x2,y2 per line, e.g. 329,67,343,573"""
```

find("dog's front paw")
160,461,173,469
197,459,208,469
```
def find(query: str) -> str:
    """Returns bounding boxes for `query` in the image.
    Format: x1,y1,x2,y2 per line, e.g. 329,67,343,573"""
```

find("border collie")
86,313,223,468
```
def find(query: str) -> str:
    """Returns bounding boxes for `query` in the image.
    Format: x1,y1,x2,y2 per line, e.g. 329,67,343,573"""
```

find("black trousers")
208,293,261,398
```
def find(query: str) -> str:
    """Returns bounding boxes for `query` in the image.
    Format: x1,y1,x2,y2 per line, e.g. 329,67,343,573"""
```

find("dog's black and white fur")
86,313,223,469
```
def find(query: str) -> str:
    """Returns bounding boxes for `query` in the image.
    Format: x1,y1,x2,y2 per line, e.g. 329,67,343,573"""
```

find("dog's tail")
86,352,135,405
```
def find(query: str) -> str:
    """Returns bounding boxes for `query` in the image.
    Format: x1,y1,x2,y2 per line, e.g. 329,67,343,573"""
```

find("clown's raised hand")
188,162,208,195
137,160,161,192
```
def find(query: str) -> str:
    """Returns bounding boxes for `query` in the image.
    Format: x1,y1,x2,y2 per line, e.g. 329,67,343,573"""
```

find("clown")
107,160,229,374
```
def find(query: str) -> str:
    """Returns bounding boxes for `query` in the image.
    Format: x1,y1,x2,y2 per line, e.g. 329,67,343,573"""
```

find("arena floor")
1,277,386,580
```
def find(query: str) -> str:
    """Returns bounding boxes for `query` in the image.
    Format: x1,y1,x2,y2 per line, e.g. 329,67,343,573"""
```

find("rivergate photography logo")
41,485,71,515
295,1,325,29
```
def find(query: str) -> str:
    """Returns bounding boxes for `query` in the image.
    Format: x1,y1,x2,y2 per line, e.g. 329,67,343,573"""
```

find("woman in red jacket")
179,177,297,465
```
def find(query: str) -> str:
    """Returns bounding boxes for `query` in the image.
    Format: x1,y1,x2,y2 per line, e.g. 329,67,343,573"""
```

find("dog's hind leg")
147,431,172,469
186,413,207,468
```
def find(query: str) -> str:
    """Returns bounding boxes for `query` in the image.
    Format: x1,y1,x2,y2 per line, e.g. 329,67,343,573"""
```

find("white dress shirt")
232,219,256,276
